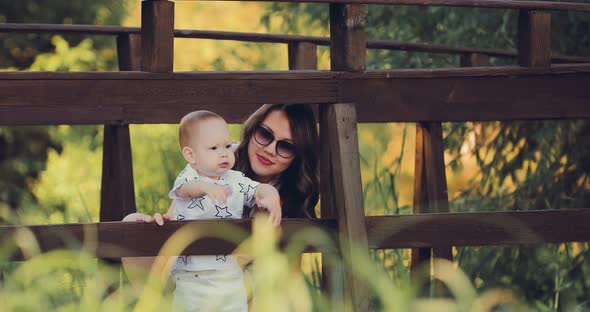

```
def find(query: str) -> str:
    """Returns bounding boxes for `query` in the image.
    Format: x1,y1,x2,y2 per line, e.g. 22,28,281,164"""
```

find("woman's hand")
122,212,171,226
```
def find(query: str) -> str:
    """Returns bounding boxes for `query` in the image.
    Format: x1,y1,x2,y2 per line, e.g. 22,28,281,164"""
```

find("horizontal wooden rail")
367,209,590,249
1,24,588,63
1,63,590,125
1,209,589,261
200,0,590,12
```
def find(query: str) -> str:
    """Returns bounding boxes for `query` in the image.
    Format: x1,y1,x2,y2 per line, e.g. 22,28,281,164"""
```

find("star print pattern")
187,197,206,210
170,166,262,271
238,183,258,204
180,255,189,265
215,205,232,219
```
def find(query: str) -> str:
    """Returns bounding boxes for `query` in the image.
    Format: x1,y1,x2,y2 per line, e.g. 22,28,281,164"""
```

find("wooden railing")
1,0,590,309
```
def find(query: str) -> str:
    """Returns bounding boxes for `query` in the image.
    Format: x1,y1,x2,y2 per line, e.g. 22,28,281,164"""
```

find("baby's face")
188,118,235,179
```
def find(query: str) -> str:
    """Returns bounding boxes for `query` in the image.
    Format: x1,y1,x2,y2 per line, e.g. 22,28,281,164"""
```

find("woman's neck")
255,174,276,185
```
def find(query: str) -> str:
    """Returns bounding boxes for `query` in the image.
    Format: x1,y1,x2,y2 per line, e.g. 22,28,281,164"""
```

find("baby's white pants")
171,263,247,312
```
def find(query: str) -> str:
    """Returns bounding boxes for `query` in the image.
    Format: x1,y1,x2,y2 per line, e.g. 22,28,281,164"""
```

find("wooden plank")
367,209,590,248
202,0,590,12
1,67,590,125
339,70,590,122
327,3,370,310
0,219,338,261
0,77,335,125
141,0,174,72
518,10,552,67
2,209,590,260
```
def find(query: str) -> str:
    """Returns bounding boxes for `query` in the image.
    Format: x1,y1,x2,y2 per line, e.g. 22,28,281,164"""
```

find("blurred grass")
0,216,528,312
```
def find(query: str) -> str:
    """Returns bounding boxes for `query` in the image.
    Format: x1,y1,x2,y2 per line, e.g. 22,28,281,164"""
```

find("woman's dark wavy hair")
234,104,319,218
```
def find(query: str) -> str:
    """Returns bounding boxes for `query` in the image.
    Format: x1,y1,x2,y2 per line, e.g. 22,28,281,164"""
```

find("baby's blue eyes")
225,144,232,149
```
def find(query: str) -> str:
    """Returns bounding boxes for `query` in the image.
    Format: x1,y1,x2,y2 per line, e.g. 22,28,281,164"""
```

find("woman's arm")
121,200,176,292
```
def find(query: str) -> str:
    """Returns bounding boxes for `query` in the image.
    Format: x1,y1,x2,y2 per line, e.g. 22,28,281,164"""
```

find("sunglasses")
253,125,296,158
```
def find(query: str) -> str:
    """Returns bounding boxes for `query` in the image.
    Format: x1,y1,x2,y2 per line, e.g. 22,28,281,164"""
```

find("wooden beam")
98,34,141,223
141,0,174,72
326,3,370,311
2,209,590,261
518,10,552,67
411,122,452,267
1,66,590,125
100,125,137,222
367,209,590,248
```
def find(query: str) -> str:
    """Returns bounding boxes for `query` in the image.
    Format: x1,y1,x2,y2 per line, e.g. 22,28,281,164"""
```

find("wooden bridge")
1,0,590,310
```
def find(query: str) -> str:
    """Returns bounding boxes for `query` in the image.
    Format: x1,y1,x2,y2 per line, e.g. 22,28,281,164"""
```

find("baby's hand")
203,182,233,205
255,194,282,227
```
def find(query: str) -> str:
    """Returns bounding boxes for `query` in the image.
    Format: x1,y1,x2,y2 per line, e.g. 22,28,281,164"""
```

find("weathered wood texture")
327,3,370,310
330,4,367,72
141,0,174,72
2,65,590,125
518,10,552,67
2,209,590,261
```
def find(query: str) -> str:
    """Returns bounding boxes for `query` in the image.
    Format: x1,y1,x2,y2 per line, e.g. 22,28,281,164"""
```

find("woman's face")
247,110,295,183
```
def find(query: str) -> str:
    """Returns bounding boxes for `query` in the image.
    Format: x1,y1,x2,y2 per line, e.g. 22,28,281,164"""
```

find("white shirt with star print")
168,163,260,271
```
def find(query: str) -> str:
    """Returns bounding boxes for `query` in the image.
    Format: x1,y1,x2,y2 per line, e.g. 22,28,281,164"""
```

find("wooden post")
410,54,491,288
459,53,490,67
141,0,174,73
288,41,317,70
322,3,370,311
99,34,141,222
518,10,551,68
411,122,452,264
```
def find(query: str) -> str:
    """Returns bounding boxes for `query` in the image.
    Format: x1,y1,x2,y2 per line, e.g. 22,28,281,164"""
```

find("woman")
122,103,320,289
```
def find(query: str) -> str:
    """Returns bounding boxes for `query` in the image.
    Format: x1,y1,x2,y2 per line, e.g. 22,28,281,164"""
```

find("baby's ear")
181,146,194,163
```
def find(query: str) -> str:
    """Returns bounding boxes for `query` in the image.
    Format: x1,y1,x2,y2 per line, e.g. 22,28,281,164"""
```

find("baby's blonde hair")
178,110,223,148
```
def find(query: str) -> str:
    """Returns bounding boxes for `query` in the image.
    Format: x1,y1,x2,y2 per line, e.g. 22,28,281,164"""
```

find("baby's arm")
176,180,232,204
254,184,282,226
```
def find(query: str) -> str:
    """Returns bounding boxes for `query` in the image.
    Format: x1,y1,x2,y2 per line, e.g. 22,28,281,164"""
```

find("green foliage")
0,127,61,222
29,35,113,71
0,0,126,222
0,0,125,69
260,3,590,309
